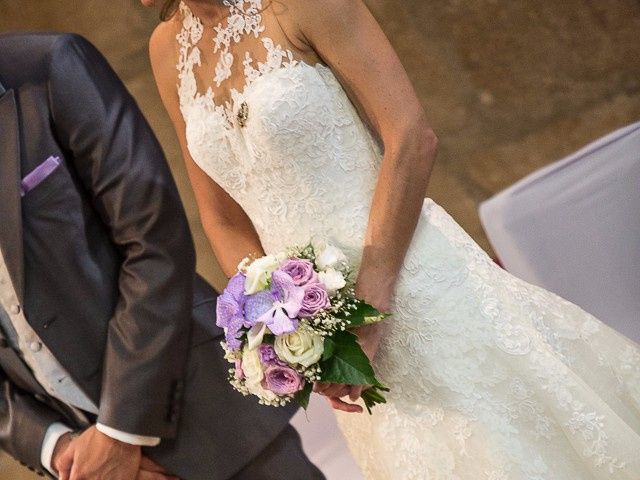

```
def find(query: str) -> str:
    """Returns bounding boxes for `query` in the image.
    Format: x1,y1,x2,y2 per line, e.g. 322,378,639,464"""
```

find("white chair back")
480,122,640,342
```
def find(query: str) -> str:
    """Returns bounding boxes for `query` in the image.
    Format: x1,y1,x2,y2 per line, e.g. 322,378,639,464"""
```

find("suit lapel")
0,89,24,304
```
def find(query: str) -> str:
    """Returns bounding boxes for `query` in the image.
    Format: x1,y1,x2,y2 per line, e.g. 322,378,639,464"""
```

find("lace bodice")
177,0,383,264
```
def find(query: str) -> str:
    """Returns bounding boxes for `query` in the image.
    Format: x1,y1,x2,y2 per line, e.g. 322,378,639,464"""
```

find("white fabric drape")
480,121,640,342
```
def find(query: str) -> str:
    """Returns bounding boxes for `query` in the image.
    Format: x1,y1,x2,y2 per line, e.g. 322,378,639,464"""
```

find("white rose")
315,243,348,271
244,254,281,294
318,268,346,295
242,347,264,387
242,346,279,402
275,329,324,368
247,382,278,402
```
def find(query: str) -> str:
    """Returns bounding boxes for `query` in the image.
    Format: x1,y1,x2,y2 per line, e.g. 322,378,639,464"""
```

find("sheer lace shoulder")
176,0,301,127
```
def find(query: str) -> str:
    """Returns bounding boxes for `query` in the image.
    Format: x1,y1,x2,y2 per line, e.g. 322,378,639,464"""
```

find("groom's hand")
138,457,180,480
55,425,142,480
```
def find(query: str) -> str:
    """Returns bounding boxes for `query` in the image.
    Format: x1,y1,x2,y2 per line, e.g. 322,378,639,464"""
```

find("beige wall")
1,1,640,478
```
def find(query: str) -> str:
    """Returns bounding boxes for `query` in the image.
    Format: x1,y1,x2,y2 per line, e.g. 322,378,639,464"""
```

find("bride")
143,0,640,478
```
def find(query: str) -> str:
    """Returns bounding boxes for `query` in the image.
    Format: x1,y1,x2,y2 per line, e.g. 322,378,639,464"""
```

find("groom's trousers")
230,425,324,480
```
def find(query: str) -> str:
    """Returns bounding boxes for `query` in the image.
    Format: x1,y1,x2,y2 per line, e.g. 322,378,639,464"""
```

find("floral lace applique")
177,0,299,128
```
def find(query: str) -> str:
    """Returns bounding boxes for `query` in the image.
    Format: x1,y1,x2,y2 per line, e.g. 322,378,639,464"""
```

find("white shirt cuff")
95,423,161,447
41,422,73,478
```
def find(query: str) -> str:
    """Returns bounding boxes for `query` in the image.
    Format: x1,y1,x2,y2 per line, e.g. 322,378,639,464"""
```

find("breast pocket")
21,156,74,207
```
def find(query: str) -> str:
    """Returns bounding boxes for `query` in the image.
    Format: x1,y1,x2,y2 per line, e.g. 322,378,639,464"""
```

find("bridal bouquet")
216,240,389,413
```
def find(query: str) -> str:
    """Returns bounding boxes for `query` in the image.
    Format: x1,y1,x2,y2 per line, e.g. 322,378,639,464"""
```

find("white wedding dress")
174,2,640,478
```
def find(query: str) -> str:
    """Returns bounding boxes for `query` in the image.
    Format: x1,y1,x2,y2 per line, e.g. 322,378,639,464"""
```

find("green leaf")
295,382,313,410
361,385,390,414
321,335,337,361
319,331,379,386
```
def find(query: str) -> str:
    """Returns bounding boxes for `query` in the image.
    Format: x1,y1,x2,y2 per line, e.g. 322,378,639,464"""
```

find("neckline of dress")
177,0,332,130
183,61,332,129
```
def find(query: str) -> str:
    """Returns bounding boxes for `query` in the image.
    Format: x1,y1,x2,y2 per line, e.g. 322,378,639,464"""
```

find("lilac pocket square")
20,156,61,197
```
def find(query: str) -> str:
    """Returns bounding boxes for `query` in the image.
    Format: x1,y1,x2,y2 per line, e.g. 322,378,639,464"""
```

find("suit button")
0,338,8,348
9,304,21,315
29,341,42,352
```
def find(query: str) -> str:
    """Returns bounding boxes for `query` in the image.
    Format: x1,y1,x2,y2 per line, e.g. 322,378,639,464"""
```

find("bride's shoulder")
275,0,367,42
273,0,364,53
148,20,182,112
277,0,364,21
149,20,178,64
148,20,180,88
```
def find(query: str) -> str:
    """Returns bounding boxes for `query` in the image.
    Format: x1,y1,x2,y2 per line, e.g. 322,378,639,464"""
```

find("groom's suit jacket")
0,32,294,479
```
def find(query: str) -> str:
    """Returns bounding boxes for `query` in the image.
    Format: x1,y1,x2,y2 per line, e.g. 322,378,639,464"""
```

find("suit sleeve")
47,34,195,438
0,370,63,476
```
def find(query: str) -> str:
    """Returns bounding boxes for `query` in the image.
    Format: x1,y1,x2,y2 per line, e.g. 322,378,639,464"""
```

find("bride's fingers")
316,382,360,399
327,396,363,414
314,382,343,397
349,385,364,401
313,382,330,394
322,384,351,398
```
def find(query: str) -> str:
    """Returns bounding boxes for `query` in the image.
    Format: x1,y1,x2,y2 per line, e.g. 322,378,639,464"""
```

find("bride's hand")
354,322,384,361
314,382,364,413
315,322,385,413
347,322,384,402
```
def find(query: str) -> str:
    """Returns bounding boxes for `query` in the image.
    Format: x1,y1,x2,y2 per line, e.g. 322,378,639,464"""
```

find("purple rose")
299,283,330,317
280,259,318,287
262,364,304,395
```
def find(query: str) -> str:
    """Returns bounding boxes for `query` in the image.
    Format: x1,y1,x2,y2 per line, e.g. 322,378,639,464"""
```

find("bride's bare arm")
284,0,439,312
149,23,264,277
279,0,437,410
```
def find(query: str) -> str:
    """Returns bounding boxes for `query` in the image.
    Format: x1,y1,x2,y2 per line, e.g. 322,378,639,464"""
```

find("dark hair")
160,0,180,21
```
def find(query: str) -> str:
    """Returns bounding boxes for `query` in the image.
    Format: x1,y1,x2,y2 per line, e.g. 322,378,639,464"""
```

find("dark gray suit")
0,32,323,480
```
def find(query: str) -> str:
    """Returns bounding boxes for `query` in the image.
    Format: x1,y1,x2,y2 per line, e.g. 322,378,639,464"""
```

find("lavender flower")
244,290,274,327
216,273,247,350
299,283,330,317
280,259,318,287
256,270,305,335
258,344,277,363
262,364,304,395
258,344,287,366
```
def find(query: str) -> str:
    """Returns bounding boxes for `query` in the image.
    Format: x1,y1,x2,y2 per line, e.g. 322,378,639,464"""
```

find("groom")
0,32,323,480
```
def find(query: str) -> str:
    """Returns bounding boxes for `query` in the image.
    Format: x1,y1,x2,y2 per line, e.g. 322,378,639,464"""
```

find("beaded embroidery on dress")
175,2,640,478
